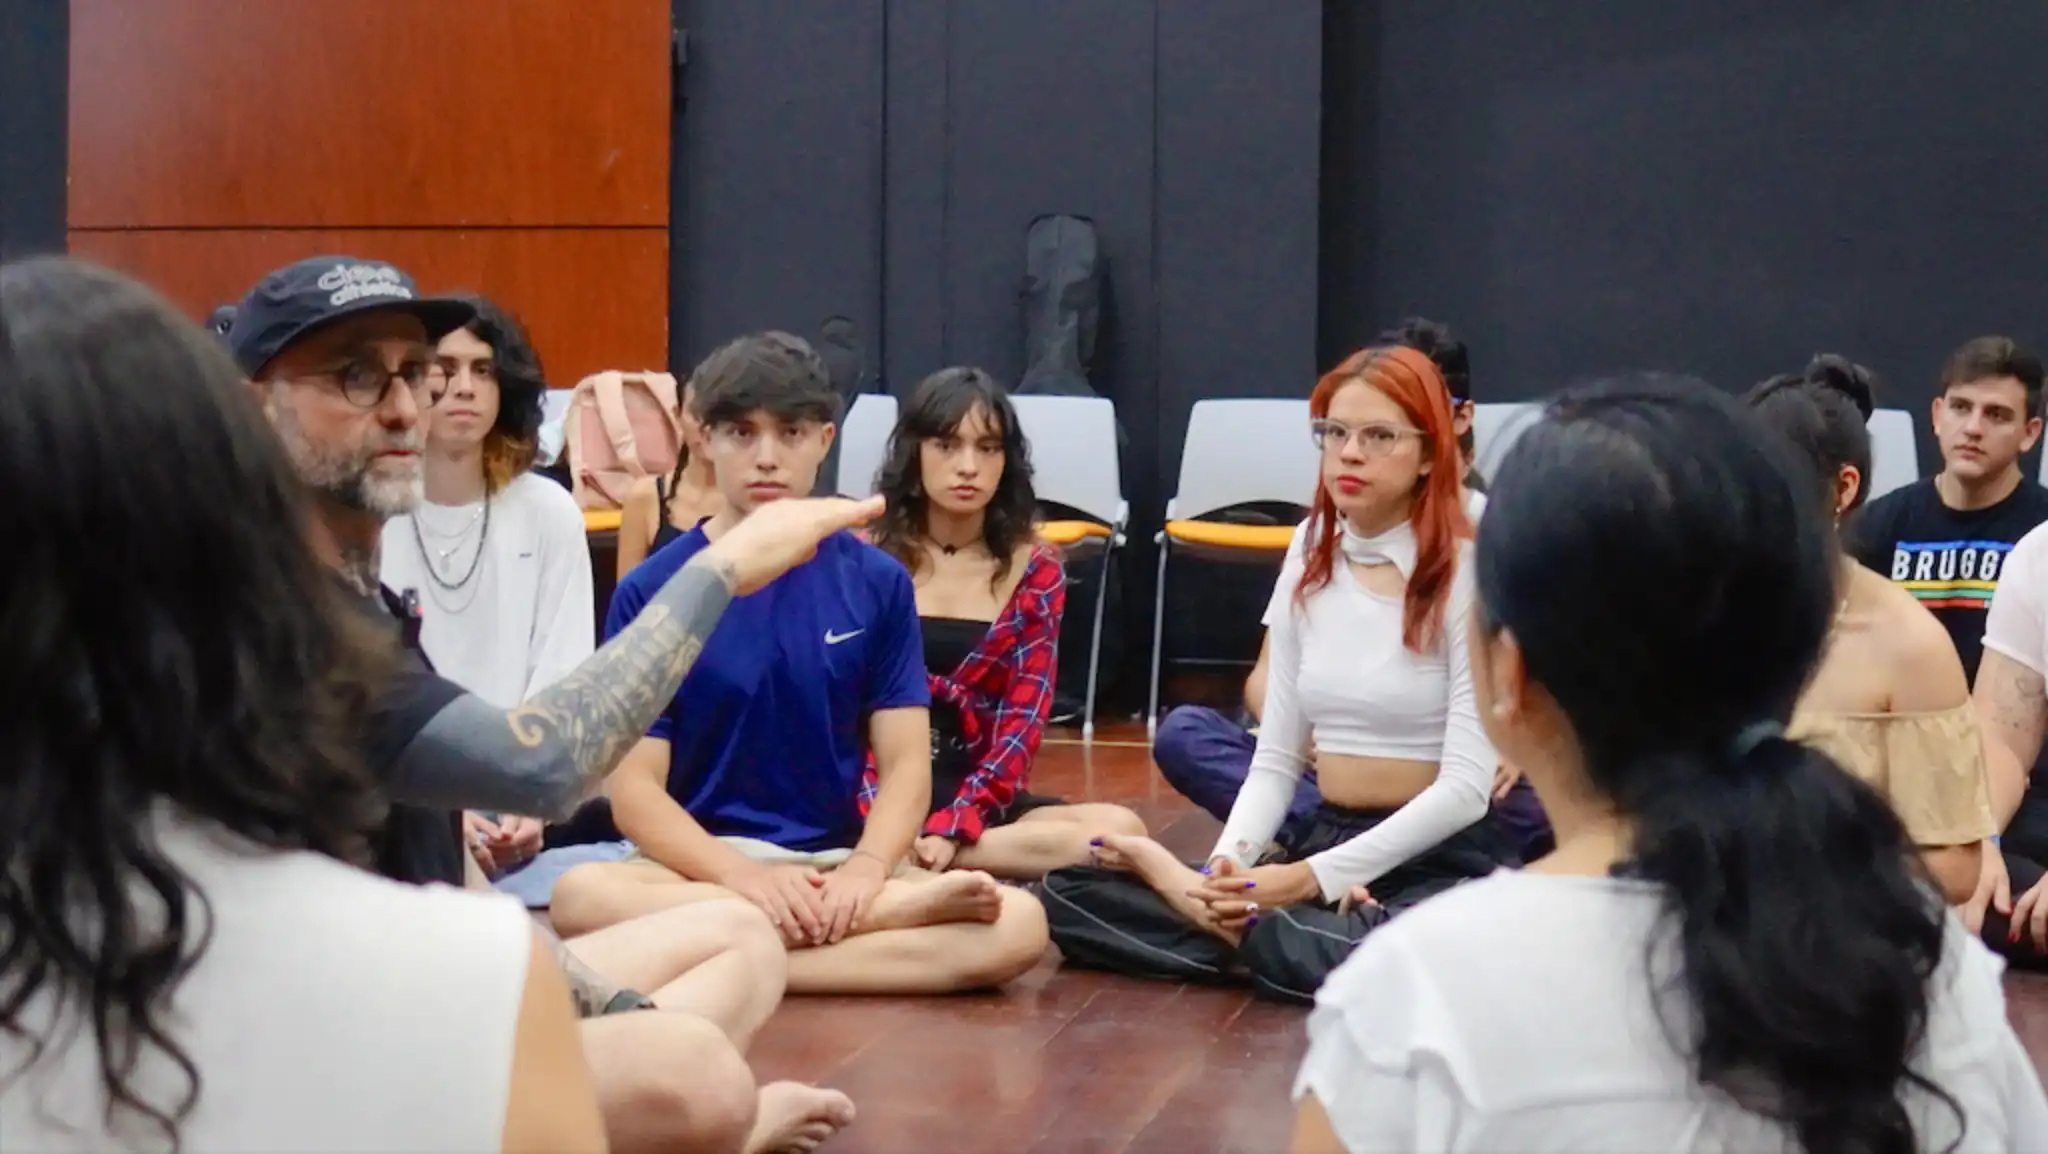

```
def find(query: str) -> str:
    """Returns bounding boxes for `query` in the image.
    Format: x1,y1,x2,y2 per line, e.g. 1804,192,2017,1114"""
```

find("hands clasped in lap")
725,859,1006,949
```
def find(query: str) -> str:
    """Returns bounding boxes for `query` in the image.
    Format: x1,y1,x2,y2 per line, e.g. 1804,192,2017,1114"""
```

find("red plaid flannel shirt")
858,545,1066,842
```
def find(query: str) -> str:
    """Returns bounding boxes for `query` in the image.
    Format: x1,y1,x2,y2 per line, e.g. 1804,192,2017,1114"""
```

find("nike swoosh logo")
825,629,865,645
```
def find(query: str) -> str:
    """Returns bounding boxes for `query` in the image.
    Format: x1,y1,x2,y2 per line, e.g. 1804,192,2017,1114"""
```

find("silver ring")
1246,901,1260,916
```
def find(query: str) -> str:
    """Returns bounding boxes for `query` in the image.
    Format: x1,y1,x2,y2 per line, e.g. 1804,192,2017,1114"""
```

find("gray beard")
272,401,422,522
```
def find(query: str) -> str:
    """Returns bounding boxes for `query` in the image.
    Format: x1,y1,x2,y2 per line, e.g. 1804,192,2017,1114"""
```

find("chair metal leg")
1147,539,1169,740
1081,540,1113,742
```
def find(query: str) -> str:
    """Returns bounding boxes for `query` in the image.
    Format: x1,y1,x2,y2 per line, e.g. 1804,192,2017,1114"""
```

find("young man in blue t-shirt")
551,332,1048,994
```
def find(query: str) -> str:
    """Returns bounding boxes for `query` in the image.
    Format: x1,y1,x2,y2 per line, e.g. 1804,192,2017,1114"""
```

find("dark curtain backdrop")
17,0,2045,706
1319,0,2048,476
0,0,68,262
669,0,1323,708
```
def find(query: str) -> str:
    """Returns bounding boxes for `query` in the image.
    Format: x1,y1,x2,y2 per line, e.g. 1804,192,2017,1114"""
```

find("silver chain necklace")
411,498,491,614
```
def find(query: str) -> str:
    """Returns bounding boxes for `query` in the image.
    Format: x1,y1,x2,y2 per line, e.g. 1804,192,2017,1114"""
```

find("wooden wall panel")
67,0,670,381
68,0,671,229
70,229,668,387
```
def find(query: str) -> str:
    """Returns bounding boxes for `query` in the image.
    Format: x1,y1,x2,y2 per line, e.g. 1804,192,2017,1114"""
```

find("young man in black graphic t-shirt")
1845,336,2048,682
1847,337,2048,960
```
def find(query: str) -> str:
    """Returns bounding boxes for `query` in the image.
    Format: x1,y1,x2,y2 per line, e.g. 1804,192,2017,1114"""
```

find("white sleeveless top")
1,808,533,1153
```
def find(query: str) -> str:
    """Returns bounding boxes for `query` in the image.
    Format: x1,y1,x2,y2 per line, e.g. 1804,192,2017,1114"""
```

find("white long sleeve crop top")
1213,520,1498,901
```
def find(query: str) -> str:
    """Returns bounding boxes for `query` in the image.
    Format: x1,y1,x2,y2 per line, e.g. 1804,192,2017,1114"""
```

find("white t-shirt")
382,472,595,707
1983,520,2048,677
2,808,533,1153
1295,872,2048,1152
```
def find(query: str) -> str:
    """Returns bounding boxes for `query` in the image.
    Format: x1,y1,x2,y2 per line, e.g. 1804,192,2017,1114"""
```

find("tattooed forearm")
507,555,734,776
1980,657,2048,770
384,555,735,818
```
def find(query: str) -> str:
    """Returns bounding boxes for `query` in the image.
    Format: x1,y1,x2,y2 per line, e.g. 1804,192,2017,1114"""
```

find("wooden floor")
748,722,2048,1154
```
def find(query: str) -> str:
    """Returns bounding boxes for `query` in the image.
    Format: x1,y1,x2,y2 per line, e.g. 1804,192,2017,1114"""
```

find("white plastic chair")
1471,402,1542,484
1865,409,1920,503
1149,399,1318,737
1012,395,1128,739
833,393,898,500
537,389,577,466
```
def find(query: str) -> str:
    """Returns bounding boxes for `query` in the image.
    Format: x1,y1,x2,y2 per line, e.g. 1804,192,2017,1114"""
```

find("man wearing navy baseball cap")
231,256,474,572
233,254,868,1154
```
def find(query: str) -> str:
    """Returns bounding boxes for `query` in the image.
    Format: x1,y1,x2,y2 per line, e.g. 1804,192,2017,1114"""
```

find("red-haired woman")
1043,347,1515,1003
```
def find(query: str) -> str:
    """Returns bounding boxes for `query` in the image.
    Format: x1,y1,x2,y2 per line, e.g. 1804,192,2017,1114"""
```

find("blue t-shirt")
606,528,929,852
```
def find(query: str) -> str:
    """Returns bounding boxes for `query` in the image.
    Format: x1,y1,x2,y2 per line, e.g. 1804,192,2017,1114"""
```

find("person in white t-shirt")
1971,520,2048,969
381,295,594,875
0,256,604,1154
1292,374,2048,1153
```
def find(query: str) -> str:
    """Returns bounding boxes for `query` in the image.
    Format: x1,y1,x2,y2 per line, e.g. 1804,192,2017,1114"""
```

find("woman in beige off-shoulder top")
1748,358,1996,905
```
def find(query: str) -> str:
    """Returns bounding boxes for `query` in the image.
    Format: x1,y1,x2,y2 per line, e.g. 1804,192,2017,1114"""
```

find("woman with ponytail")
1292,374,2047,1152
1745,356,1999,907
1043,346,1513,1003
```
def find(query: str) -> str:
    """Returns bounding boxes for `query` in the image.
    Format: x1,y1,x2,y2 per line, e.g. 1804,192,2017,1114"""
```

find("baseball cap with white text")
226,256,473,376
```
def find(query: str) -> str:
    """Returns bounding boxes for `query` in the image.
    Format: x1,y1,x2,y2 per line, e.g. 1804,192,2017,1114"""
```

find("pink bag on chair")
564,371,682,511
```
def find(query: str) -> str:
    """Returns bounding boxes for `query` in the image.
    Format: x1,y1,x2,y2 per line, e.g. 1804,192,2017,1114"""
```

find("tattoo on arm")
1988,661,2048,770
503,556,737,795
383,555,735,818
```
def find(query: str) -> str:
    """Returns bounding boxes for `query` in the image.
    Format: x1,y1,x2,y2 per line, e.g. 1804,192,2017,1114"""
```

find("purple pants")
1151,705,1321,852
1150,704,1554,861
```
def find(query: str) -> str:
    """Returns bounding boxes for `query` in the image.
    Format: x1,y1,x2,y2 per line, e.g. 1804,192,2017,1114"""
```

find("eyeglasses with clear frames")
1310,418,1424,458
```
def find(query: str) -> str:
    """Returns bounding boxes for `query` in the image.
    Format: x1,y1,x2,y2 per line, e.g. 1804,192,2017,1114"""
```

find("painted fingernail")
1199,865,1211,875
1246,915,1260,927
1244,881,1255,889
1089,838,1102,847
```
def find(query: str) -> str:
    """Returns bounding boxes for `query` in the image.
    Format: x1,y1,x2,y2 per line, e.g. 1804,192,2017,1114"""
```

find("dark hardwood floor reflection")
748,722,2048,1154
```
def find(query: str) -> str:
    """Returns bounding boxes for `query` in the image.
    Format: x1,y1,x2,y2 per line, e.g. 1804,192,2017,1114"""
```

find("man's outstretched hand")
693,495,886,595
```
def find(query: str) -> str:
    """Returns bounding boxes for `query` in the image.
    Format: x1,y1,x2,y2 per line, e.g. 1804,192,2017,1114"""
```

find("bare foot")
1094,834,1186,887
1097,834,1237,943
862,870,1004,931
746,1082,854,1154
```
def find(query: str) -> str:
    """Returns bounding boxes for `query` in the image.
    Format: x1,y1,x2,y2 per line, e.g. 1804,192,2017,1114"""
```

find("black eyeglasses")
298,357,450,410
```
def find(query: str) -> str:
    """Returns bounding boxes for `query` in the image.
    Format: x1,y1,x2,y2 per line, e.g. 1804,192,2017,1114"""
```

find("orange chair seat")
1038,519,1114,547
583,508,623,534
1163,519,1295,551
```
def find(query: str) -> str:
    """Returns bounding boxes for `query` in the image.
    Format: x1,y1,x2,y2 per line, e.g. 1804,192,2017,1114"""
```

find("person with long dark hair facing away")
1743,357,1998,908
1291,374,2048,1153
863,367,1148,878
1045,346,1512,1004
380,295,591,877
617,376,723,581
0,256,606,1153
